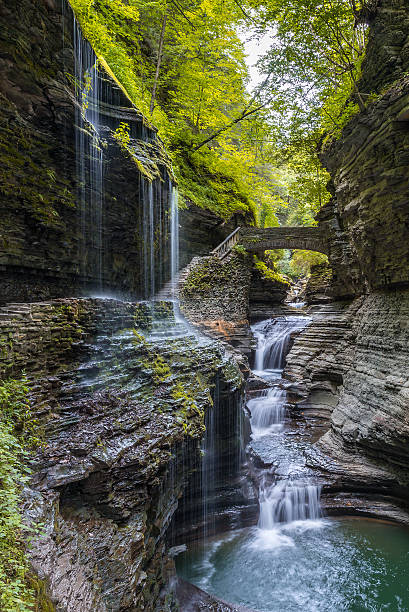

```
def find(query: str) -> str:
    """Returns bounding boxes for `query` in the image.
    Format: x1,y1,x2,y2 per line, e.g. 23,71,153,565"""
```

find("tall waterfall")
73,19,174,298
170,185,179,297
74,18,104,289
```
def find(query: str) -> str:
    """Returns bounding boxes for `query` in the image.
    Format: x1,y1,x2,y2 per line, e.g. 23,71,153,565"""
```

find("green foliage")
113,122,131,149
171,382,204,436
249,0,368,142
68,0,281,223
288,250,329,277
152,355,171,384
0,377,37,611
232,244,247,256
68,0,371,228
253,255,289,285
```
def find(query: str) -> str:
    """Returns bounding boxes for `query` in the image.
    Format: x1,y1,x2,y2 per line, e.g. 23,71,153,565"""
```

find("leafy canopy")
69,0,369,227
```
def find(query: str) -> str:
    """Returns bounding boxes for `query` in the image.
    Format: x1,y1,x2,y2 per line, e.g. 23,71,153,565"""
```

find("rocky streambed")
174,302,409,611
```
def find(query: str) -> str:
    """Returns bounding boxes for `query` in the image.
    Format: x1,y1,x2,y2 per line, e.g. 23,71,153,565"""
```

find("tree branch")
231,0,256,23
169,0,195,27
192,104,267,152
150,8,168,114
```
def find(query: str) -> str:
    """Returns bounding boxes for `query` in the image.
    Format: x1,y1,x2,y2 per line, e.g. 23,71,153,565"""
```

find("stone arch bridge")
212,226,329,258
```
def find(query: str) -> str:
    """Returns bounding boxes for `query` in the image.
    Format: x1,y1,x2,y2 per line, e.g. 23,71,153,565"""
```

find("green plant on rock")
0,377,37,611
253,255,289,286
152,355,171,384
113,121,131,149
171,382,204,436
232,244,247,256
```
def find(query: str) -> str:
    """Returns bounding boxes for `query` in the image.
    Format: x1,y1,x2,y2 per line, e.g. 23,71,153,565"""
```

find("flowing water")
73,20,174,298
176,314,409,609
246,388,286,436
74,18,104,289
176,519,409,611
252,316,310,376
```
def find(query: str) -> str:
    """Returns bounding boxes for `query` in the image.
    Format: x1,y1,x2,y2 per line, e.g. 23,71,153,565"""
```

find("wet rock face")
291,0,409,508
179,204,247,269
249,262,288,317
304,263,334,305
0,298,243,610
358,0,409,97
284,291,409,503
320,289,409,482
0,0,172,303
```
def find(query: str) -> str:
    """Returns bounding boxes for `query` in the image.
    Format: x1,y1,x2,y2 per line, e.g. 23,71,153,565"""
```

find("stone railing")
240,226,329,255
211,225,329,258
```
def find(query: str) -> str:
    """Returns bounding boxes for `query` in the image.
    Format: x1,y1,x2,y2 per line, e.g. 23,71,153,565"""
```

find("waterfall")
170,186,179,296
73,19,175,299
258,479,322,528
252,316,310,373
201,375,217,539
247,387,286,436
74,18,104,290
249,314,322,537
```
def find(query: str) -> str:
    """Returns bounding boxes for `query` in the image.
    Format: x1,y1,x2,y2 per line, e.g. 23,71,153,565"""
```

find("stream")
176,314,409,611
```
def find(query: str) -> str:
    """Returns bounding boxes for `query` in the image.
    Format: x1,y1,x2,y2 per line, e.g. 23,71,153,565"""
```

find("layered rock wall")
0,0,174,302
284,0,409,508
0,298,243,610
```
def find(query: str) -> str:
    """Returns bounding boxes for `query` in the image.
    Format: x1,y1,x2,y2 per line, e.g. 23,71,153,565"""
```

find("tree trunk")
150,8,168,115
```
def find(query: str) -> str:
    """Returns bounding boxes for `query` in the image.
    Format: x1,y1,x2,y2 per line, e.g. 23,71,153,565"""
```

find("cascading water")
258,478,322,529
248,315,323,535
170,185,179,296
247,387,286,436
74,19,104,290
176,318,409,610
201,374,217,540
252,316,310,374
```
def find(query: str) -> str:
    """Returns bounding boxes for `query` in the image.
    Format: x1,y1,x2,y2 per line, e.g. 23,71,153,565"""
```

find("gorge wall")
0,298,243,610
284,0,409,509
0,0,234,303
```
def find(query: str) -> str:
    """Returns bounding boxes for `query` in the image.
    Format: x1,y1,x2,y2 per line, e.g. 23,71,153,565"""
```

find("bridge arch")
239,227,329,256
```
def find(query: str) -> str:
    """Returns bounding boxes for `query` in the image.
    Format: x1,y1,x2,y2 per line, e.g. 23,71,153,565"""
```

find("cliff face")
0,298,243,610
288,0,409,505
0,0,177,302
319,0,409,295
0,0,233,304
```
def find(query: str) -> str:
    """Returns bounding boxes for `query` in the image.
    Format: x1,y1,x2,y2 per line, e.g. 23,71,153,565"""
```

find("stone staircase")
154,256,205,301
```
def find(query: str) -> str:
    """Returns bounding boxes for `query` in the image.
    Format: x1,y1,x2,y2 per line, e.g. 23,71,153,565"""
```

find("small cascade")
252,316,310,373
258,478,322,529
247,387,286,436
